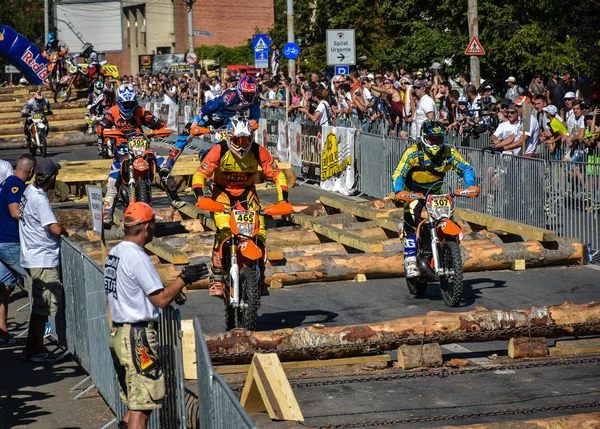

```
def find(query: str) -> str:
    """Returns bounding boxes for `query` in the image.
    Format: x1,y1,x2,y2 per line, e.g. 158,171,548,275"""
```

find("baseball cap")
123,202,159,226
35,159,61,176
505,76,516,83
412,79,425,88
430,62,441,70
515,95,531,106
563,91,576,99
399,77,411,84
553,70,559,75
543,105,558,116
457,96,468,104
507,103,518,112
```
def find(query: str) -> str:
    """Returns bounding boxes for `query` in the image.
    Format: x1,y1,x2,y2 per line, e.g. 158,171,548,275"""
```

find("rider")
22,90,53,146
43,32,68,55
192,116,288,297
72,43,102,86
97,84,184,225
87,81,110,137
392,119,479,278
160,75,261,174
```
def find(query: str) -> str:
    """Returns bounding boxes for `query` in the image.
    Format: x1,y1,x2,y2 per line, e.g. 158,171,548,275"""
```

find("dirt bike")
24,112,51,157
102,127,173,207
197,197,294,331
54,58,107,103
43,50,67,91
396,183,478,307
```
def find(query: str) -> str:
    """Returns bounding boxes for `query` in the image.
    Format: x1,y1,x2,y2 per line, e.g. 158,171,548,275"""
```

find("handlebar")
189,126,212,137
102,127,172,139
196,198,294,216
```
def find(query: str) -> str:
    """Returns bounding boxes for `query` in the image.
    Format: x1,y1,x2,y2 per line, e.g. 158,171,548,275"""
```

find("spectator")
511,96,540,156
542,105,568,159
105,202,207,429
465,85,479,116
563,100,586,162
0,159,13,183
298,87,333,126
546,71,563,106
492,103,522,150
211,77,222,96
458,73,470,97
563,91,577,132
529,74,545,96
411,79,437,138
505,77,524,102
0,154,36,346
19,159,68,362
533,94,549,132
370,78,403,133
162,80,178,129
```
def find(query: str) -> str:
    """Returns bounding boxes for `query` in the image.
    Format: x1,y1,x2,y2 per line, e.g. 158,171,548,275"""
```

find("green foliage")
195,43,255,67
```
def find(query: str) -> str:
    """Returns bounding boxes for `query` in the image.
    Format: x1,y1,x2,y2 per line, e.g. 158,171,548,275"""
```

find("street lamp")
183,0,197,75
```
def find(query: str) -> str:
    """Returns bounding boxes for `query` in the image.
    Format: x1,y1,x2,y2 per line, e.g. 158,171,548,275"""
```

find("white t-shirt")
570,115,585,137
104,240,164,323
203,90,215,104
0,160,13,183
211,83,222,96
362,87,373,103
315,100,332,126
163,85,178,106
19,185,60,268
513,114,540,156
414,94,437,137
565,109,575,133
494,120,522,146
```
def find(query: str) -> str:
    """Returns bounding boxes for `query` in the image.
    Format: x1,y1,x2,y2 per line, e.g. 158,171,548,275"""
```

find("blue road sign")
283,42,300,60
334,65,349,75
252,34,270,53
255,51,269,69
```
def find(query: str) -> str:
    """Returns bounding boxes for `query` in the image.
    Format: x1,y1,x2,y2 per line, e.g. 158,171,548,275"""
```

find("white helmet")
19,77,28,85
226,118,253,159
94,80,104,95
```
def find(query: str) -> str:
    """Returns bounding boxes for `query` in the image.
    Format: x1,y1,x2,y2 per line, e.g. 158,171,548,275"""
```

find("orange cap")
515,95,531,106
123,202,157,226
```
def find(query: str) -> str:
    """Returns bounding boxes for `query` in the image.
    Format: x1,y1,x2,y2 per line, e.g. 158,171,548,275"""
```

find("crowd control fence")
49,237,188,429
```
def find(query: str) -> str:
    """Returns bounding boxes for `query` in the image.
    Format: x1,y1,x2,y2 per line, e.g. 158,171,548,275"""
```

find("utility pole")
287,0,295,79
184,0,197,75
44,0,50,44
467,0,480,87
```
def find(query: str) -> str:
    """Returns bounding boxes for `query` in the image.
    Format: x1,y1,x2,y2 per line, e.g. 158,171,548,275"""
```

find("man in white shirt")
0,159,13,183
19,159,69,362
411,80,437,138
509,96,540,156
162,80,178,129
563,91,577,133
505,77,524,102
210,77,222,96
106,202,208,429
491,104,522,151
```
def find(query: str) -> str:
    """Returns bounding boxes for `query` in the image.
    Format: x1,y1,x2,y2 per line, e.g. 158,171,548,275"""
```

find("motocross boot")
159,170,185,210
96,138,104,157
117,422,128,429
103,197,115,226
257,241,269,296
160,146,182,175
403,237,420,279
209,250,226,297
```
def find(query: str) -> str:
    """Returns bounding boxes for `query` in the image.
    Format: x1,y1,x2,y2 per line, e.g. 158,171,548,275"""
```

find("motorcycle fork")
229,237,240,308
128,159,135,204
429,223,443,275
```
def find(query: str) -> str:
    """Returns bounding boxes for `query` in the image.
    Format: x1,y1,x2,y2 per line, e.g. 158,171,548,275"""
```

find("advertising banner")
288,122,302,168
277,120,289,162
265,119,279,159
320,126,356,195
0,24,48,84
137,54,191,76
300,124,322,180
257,118,268,149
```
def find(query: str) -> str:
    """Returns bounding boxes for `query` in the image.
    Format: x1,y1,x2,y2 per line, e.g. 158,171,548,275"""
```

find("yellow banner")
321,131,352,181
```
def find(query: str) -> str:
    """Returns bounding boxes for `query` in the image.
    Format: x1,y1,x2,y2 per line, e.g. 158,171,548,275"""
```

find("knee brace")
403,237,417,257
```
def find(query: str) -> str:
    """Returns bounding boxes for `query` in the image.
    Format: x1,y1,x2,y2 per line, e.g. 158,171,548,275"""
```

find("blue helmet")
48,32,56,43
116,84,137,120
420,119,447,157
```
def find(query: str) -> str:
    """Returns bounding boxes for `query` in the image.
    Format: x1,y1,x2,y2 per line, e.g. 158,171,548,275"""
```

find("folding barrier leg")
98,417,117,429
72,382,97,400
16,302,30,312
70,375,92,392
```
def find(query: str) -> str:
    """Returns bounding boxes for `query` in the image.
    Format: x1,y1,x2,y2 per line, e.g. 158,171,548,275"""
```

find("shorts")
0,242,26,290
27,267,62,316
109,324,165,411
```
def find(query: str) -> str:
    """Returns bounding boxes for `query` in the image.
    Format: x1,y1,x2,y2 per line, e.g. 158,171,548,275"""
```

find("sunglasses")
565,98,575,101
507,111,517,114
384,81,392,84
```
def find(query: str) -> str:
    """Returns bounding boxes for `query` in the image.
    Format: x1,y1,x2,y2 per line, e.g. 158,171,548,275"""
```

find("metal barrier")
54,237,187,429
194,318,257,429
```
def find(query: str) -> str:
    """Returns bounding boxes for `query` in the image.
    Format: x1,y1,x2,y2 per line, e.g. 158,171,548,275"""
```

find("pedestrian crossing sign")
252,34,270,53
464,36,485,55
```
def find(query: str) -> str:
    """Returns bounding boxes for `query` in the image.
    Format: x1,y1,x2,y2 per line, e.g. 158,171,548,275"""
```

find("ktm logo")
0,32,4,41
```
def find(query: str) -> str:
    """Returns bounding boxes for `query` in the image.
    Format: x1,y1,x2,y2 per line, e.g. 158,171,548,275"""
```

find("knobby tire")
440,240,464,307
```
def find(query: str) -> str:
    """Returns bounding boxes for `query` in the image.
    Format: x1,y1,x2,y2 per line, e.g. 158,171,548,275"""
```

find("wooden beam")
176,202,216,230
290,213,383,253
550,338,600,356
240,354,304,422
434,412,600,429
455,208,556,241
319,194,403,232
113,209,189,264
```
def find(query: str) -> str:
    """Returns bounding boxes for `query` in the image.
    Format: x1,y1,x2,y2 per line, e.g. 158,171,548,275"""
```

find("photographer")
298,87,334,126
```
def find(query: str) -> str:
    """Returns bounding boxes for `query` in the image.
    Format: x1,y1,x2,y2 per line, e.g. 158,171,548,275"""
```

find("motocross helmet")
226,117,253,159
116,84,137,120
19,77,28,85
94,81,104,95
238,75,258,103
419,119,447,157
34,90,44,102
47,33,56,44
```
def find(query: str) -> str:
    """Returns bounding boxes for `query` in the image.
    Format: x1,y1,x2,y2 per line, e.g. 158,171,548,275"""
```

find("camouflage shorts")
109,323,165,411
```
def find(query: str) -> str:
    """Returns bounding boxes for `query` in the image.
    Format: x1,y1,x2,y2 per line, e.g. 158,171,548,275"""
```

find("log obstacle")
204,302,600,363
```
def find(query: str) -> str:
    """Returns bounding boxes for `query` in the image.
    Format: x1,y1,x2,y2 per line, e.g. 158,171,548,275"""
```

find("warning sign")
465,36,485,55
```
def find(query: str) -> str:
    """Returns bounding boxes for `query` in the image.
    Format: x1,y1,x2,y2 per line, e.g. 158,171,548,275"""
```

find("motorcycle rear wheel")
54,84,71,103
236,266,260,331
439,240,464,307
135,179,152,205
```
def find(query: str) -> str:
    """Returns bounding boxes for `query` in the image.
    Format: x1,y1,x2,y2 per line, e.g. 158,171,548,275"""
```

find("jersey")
87,92,109,116
104,240,163,323
392,145,476,194
194,89,260,127
22,98,51,115
192,142,288,200
0,175,25,243
98,105,164,147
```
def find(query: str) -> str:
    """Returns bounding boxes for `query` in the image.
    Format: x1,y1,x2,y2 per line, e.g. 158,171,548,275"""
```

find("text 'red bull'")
21,47,48,81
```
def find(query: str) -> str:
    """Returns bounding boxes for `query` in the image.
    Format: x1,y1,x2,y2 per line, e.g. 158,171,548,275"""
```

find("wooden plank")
455,208,556,241
176,202,216,230
113,209,189,264
215,354,390,375
240,354,304,422
550,338,600,356
319,194,401,232
290,213,384,253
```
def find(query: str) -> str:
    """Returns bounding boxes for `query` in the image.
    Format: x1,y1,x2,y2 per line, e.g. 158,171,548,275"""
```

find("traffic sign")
255,51,269,69
283,42,300,60
185,52,198,65
465,36,485,55
326,29,356,66
4,65,19,73
193,30,213,37
252,34,270,53
334,65,349,75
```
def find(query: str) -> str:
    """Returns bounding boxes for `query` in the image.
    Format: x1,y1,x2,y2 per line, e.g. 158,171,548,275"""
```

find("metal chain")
210,321,600,361
229,355,600,392
317,401,600,428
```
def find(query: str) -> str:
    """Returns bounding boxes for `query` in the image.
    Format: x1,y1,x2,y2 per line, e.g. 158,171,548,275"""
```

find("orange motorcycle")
42,49,68,91
197,197,294,331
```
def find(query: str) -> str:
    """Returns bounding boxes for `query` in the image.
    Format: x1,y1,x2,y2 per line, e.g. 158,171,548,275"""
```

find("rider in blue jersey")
160,75,260,173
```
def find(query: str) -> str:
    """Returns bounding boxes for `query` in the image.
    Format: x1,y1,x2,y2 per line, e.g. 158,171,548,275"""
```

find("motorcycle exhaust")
417,254,438,281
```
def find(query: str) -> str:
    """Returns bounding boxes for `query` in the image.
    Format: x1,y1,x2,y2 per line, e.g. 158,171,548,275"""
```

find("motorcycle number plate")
430,196,451,207
233,210,255,224
128,137,146,147
32,114,43,120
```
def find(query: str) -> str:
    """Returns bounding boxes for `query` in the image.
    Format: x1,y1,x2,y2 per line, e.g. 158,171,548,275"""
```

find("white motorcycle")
25,113,50,157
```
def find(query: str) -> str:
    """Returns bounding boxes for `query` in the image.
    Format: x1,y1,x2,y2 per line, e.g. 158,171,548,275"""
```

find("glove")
281,190,289,203
193,187,203,199
395,191,424,202
455,186,480,198
47,110,53,115
178,263,209,285
175,291,187,306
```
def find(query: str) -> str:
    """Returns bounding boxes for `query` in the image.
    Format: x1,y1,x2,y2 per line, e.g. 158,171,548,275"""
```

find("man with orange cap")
105,202,208,429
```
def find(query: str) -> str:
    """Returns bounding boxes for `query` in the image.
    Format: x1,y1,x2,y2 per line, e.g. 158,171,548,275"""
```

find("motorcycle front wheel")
39,130,48,157
439,240,464,307
54,84,71,103
237,266,260,331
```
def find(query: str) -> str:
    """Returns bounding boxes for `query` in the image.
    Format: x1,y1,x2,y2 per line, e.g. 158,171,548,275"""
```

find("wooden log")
205,302,600,363
396,343,443,369
434,412,600,429
0,110,88,125
550,338,600,356
0,131,96,149
508,337,548,358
